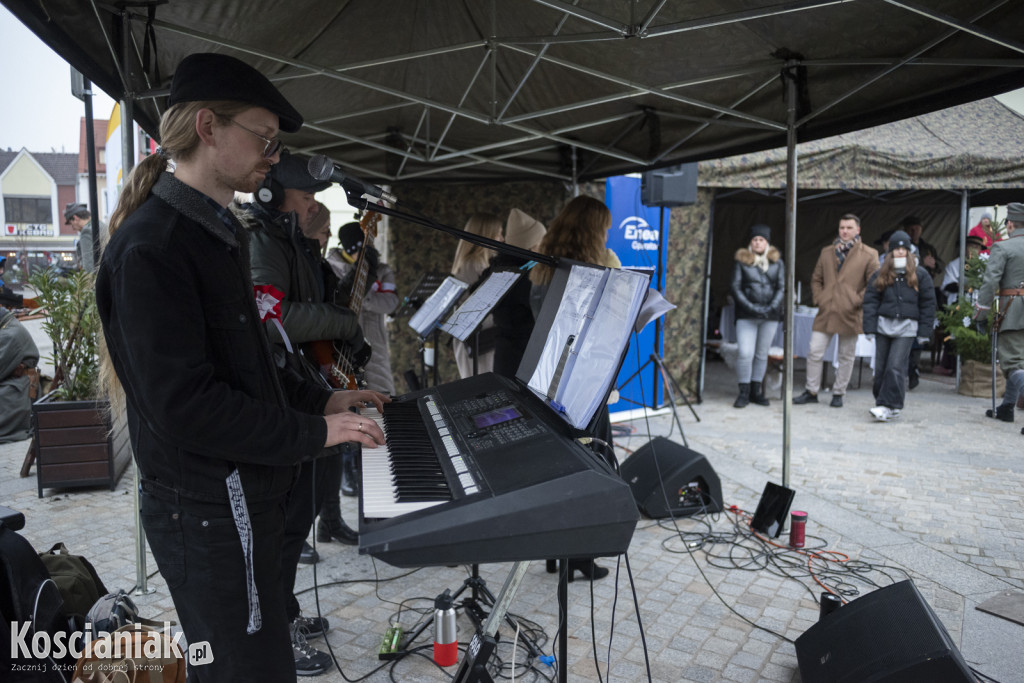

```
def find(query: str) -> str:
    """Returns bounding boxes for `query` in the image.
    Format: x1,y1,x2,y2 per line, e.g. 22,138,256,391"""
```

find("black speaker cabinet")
796,580,974,683
619,437,722,518
640,163,698,207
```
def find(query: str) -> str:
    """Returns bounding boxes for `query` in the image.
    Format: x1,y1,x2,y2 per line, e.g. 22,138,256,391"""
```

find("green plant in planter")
936,252,994,364
27,268,99,401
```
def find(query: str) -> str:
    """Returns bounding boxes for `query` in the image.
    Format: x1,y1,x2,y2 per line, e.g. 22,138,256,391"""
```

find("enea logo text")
618,216,659,252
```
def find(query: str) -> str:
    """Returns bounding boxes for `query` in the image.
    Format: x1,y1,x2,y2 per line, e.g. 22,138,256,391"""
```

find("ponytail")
106,154,168,240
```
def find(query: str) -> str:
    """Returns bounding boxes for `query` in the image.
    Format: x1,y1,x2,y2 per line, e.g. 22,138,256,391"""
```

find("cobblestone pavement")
3,337,1022,682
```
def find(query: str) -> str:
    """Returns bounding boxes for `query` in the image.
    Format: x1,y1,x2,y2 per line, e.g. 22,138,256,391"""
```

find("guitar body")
305,339,356,390
306,210,381,390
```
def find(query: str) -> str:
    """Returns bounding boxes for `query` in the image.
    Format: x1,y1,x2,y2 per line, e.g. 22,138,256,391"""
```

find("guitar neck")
345,213,380,317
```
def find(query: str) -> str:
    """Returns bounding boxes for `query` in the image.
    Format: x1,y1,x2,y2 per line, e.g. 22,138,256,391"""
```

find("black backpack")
0,522,74,681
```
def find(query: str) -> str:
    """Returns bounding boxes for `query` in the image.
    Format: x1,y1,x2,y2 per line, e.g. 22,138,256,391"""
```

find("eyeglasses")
223,117,282,159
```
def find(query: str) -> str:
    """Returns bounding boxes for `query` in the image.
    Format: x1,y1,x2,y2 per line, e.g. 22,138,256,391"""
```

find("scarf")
834,235,860,271
751,251,770,273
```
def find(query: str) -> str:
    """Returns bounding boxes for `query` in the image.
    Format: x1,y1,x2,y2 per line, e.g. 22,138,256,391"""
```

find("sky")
2,5,1024,155
0,6,116,154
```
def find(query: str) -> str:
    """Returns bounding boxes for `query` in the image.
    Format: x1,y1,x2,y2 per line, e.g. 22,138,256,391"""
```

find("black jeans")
140,491,295,682
281,454,340,621
873,335,915,410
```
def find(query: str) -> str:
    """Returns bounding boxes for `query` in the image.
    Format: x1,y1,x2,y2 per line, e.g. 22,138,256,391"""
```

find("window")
4,197,52,224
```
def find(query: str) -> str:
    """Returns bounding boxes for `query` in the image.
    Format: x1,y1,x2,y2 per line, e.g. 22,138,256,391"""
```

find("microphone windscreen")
307,154,333,181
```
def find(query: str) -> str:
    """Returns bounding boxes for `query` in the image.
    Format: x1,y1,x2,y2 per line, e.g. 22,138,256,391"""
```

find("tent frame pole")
782,61,799,489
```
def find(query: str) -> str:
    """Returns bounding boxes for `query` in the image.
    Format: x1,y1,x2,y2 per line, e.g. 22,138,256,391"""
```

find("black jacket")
731,246,785,320
482,253,535,379
862,266,936,339
96,173,331,505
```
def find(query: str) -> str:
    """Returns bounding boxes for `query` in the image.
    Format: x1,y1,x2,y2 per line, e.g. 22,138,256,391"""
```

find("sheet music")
408,276,468,337
527,266,603,399
558,269,647,426
527,265,648,428
634,288,676,332
441,270,522,342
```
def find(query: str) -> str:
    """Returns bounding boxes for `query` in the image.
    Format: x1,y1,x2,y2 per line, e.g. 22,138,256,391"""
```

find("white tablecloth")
719,304,875,369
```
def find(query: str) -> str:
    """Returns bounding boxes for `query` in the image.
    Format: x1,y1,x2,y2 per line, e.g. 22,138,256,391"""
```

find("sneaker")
292,624,332,676
792,390,818,404
830,394,843,408
293,614,329,639
870,406,893,422
890,409,901,419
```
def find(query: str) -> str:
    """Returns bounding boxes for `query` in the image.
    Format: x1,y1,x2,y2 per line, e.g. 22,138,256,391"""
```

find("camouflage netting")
385,181,708,400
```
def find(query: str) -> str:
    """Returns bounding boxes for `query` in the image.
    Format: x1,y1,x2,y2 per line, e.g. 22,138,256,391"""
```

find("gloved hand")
916,336,929,347
864,334,875,342
976,318,988,336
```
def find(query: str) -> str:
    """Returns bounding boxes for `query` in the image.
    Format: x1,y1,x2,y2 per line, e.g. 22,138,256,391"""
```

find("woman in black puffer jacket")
731,224,785,407
862,230,936,421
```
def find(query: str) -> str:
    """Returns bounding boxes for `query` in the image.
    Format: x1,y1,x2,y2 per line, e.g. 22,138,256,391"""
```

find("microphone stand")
342,191,558,268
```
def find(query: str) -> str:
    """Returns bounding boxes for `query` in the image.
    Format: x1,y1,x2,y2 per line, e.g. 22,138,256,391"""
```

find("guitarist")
236,151,370,677
324,220,400,506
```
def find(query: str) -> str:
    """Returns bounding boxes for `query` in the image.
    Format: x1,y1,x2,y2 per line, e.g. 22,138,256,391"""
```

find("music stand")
394,271,447,319
407,275,468,387
441,270,523,377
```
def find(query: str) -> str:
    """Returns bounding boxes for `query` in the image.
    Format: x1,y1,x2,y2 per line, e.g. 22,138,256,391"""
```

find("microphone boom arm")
343,191,558,268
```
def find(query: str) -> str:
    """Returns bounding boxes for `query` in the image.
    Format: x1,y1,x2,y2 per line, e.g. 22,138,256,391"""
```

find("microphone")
307,154,398,204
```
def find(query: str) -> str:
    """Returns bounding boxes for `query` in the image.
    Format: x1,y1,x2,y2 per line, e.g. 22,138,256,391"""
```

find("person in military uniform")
976,202,1024,428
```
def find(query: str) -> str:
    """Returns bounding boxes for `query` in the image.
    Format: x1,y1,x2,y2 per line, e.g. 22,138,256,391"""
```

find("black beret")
268,151,331,192
168,53,303,133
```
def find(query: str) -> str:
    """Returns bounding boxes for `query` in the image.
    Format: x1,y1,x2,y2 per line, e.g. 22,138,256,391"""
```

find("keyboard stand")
453,561,531,683
394,562,543,669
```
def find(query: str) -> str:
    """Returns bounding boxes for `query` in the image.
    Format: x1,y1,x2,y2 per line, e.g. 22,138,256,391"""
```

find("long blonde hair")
529,196,612,286
100,100,252,416
451,213,503,279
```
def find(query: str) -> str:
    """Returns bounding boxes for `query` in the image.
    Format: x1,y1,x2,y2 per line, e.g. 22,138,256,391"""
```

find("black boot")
986,404,1014,422
749,381,770,406
733,383,750,408
316,492,358,545
545,558,609,582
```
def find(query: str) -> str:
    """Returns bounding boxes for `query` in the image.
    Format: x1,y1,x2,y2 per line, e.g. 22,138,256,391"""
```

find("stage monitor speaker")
640,163,698,207
795,580,974,683
619,437,722,518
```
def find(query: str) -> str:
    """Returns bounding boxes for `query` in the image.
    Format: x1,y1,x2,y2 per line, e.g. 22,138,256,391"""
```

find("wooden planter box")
958,359,1005,398
32,392,131,497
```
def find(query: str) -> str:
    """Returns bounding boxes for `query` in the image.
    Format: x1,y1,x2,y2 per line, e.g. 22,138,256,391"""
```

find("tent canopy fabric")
700,97,1024,191
4,0,1024,184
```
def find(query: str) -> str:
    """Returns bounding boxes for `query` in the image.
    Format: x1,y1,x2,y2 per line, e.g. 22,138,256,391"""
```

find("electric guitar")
307,211,381,389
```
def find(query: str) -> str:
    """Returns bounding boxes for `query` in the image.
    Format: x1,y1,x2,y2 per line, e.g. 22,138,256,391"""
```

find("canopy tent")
4,0,1024,185
8,0,1024,493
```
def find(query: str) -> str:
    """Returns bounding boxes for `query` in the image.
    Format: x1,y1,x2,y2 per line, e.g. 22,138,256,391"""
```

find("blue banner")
604,176,669,414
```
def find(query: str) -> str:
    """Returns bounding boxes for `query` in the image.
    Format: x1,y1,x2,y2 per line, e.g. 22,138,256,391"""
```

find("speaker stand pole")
652,353,698,446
